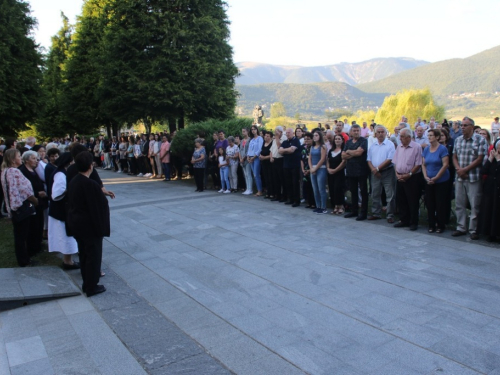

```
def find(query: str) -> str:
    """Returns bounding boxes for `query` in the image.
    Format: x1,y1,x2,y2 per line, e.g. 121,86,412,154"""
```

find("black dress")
327,149,346,206
477,159,500,240
261,141,273,196
19,164,47,254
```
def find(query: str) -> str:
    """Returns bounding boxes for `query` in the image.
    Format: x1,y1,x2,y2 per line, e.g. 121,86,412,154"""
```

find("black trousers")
75,236,103,292
194,167,204,191
425,181,449,230
12,216,32,266
303,176,316,207
272,158,285,200
142,155,151,174
328,172,346,206
261,161,273,196
347,175,368,215
284,167,301,204
128,157,138,174
28,207,44,255
396,173,421,225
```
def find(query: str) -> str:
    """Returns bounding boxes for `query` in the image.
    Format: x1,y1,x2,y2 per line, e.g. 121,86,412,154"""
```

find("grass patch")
0,218,63,268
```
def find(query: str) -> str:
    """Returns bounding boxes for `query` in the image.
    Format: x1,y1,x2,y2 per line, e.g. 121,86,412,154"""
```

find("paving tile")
10,357,54,375
6,336,48,367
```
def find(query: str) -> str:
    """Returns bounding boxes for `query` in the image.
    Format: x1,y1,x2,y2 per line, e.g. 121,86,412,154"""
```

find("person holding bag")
1,149,39,267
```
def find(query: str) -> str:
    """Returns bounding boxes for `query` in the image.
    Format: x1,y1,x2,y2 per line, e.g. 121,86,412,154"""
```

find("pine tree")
37,13,73,138
0,0,43,136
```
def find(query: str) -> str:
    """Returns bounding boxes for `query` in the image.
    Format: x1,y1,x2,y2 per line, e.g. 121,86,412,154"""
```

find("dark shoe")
387,217,395,224
451,230,467,237
367,216,381,221
86,285,106,297
394,221,409,228
279,199,287,203
356,215,367,221
62,262,81,270
284,201,293,205
344,212,357,218
470,233,479,240
271,198,279,202
409,225,418,231
291,203,300,207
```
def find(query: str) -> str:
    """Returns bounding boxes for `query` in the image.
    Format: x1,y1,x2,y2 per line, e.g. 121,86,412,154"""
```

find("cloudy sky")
28,0,500,66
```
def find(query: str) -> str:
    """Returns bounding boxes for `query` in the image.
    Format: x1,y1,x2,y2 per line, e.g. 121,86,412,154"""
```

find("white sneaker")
224,190,231,194
145,173,152,177
137,173,144,177
117,170,122,173
242,190,252,195
218,189,224,193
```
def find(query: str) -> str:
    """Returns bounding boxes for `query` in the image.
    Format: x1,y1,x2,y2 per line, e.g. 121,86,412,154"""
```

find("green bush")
171,118,254,158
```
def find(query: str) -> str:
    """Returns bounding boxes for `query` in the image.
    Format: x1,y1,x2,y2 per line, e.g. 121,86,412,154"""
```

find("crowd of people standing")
188,117,500,242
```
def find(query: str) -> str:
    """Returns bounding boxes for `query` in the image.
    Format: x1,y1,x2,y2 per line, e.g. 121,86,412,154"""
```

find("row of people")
190,119,500,242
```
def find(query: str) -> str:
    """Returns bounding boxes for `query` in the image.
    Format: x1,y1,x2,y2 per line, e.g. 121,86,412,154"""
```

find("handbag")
3,169,36,222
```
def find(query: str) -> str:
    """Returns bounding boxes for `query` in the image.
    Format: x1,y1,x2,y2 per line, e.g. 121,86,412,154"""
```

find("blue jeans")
243,163,253,192
311,167,327,209
250,158,262,192
162,163,170,180
220,166,230,190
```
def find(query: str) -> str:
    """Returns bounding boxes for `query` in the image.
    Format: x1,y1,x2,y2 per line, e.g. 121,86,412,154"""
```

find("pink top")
393,141,422,174
360,127,370,137
160,141,170,163
1,168,34,215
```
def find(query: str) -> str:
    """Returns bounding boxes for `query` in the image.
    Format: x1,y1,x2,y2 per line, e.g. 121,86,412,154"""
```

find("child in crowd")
218,146,231,193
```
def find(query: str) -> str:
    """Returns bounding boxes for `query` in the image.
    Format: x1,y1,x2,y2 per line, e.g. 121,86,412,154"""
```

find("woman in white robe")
48,153,79,269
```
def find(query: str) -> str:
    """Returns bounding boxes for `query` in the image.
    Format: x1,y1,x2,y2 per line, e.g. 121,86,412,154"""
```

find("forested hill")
236,58,428,86
357,45,500,95
236,82,385,117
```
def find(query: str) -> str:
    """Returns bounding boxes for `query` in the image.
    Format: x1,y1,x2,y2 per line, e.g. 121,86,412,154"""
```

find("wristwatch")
409,172,413,177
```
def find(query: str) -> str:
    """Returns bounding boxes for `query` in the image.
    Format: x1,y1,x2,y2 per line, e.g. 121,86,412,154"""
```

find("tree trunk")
168,117,177,133
112,123,120,139
143,118,152,134
106,124,112,139
178,115,185,129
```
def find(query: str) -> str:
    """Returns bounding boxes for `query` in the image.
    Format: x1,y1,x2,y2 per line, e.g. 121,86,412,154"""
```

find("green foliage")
170,118,253,158
374,89,445,132
265,116,293,130
63,0,114,135
270,102,286,118
294,112,301,122
0,0,43,137
37,12,73,138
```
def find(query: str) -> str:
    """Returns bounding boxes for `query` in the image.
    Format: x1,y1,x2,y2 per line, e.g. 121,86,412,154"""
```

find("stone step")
0,266,81,312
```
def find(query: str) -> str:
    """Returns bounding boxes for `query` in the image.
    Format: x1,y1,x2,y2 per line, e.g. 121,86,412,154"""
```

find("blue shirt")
423,144,449,183
247,136,263,157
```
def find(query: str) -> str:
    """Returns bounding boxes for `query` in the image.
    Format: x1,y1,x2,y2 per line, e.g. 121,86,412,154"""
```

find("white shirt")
270,135,287,158
367,138,395,168
491,122,500,133
343,123,351,133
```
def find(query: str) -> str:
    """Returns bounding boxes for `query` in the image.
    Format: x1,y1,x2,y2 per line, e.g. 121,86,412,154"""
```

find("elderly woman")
47,152,80,269
1,149,39,266
191,138,206,192
477,141,500,242
67,151,109,297
422,129,450,233
19,150,48,254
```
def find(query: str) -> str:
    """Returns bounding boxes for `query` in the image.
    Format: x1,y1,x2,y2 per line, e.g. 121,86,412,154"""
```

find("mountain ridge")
236,57,429,86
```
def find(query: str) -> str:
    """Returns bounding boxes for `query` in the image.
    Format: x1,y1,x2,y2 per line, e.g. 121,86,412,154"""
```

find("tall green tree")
0,0,43,136
99,0,238,134
375,88,445,132
37,12,73,138
64,0,117,137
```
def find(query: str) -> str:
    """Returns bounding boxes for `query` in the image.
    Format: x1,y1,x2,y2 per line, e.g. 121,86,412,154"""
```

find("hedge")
170,118,255,158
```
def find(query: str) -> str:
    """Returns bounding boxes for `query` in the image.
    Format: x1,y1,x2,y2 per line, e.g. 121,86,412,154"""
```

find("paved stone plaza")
2,170,500,374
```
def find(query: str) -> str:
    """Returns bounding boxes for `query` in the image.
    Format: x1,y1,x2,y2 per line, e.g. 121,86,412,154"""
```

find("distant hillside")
236,58,428,86
357,45,500,96
236,82,386,118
